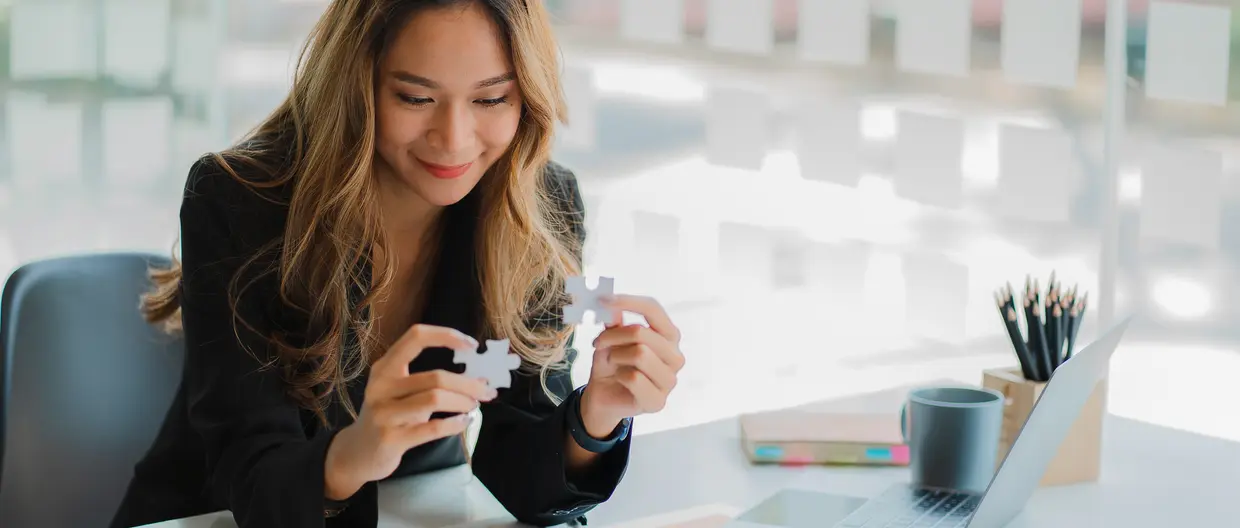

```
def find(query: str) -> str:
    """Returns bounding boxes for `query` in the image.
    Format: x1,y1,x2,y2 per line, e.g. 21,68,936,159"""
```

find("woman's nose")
427,103,475,155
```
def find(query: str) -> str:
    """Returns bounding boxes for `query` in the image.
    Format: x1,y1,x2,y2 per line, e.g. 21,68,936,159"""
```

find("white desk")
146,389,1240,527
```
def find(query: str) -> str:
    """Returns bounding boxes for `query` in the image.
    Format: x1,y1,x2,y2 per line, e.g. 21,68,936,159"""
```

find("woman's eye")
476,97,508,108
398,94,433,106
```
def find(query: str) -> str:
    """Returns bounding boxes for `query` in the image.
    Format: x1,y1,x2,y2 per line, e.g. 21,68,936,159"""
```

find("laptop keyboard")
833,486,981,527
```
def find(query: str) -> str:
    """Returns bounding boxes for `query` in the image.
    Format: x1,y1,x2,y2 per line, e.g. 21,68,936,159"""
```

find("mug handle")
899,402,909,443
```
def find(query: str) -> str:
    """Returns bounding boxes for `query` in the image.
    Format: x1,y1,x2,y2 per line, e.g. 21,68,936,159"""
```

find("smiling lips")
417,158,473,179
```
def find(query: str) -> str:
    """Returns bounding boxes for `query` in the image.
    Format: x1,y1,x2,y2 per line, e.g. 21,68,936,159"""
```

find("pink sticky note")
892,445,910,465
782,448,815,466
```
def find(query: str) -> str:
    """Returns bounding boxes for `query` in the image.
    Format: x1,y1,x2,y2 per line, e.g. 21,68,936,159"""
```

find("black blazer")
110,156,630,528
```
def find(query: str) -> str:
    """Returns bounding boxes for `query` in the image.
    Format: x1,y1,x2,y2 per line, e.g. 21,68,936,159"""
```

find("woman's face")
374,3,523,207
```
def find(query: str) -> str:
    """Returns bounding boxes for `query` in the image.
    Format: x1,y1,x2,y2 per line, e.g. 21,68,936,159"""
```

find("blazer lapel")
333,193,483,427
407,192,482,374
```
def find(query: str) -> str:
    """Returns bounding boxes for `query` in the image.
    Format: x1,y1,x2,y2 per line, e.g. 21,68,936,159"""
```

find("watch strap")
324,497,350,518
566,385,630,453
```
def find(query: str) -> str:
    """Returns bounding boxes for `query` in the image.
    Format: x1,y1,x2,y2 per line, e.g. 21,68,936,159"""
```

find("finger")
604,305,623,329
594,325,684,371
398,414,473,450
372,388,480,427
615,367,667,413
601,295,680,343
374,324,478,378
608,344,677,392
375,369,496,403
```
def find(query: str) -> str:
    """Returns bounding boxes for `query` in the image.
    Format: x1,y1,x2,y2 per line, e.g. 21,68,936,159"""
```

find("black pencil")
997,293,1036,381
1065,293,1087,360
1044,272,1055,320
1025,281,1042,380
1064,303,1079,362
1043,289,1056,371
1023,294,1047,381
1033,305,1053,381
1049,302,1063,372
1033,278,1042,312
1058,288,1073,364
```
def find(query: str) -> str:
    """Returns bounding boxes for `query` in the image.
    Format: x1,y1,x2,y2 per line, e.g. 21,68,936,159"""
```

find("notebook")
739,410,908,466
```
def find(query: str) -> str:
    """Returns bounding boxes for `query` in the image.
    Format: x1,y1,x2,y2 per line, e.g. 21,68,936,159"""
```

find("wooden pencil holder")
981,367,1106,486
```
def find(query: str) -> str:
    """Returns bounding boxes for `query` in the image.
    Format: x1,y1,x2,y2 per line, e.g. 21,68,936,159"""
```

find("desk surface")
144,387,1240,528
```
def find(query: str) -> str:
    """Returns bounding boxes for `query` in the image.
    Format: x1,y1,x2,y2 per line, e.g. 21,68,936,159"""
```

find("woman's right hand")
324,324,497,501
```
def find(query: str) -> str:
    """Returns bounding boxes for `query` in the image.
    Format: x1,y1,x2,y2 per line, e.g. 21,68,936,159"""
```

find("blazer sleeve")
469,163,631,527
177,158,378,527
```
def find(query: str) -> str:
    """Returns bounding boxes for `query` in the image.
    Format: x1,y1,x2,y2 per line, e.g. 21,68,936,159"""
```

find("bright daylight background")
1,0,1239,445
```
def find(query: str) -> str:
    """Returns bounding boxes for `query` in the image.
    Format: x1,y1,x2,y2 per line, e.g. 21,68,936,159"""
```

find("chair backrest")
0,253,185,527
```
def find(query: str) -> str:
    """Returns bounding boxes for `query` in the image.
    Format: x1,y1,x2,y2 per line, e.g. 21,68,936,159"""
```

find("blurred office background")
1,0,1237,442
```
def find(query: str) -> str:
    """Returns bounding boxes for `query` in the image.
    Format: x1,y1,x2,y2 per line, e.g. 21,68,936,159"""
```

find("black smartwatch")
324,497,350,518
566,385,631,453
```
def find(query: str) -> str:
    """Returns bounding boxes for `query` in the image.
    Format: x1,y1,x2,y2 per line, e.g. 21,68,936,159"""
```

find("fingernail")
454,413,473,424
485,388,498,400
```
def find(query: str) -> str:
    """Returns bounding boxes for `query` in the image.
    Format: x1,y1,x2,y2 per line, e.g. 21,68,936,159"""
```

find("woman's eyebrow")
475,72,515,88
392,71,515,89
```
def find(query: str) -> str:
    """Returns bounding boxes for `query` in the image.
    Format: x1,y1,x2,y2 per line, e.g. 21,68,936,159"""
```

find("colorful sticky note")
806,240,871,322
896,0,972,77
781,455,815,466
717,222,777,291
705,85,771,170
7,94,84,189
1001,0,1082,89
706,0,775,55
171,17,222,93
632,210,682,264
797,0,871,66
865,447,893,461
103,98,174,188
104,0,172,88
892,445,911,464
796,100,863,186
10,1,99,80
754,445,784,459
996,123,1077,223
559,65,597,149
1144,1,1232,106
621,0,685,45
894,110,965,209
902,251,969,342
1139,144,1223,250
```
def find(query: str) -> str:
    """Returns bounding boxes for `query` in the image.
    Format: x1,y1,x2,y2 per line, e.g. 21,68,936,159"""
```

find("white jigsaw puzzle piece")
453,338,522,389
563,275,617,325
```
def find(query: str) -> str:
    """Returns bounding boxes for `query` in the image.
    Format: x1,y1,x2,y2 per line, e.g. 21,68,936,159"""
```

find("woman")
109,1,685,527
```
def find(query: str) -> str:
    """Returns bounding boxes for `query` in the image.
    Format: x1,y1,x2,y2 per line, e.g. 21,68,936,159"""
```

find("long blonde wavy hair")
142,0,579,424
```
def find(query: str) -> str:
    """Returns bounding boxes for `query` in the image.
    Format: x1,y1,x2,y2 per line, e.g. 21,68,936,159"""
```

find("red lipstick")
418,158,473,179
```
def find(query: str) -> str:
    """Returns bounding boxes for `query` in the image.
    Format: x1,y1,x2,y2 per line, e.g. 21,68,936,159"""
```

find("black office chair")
0,253,185,527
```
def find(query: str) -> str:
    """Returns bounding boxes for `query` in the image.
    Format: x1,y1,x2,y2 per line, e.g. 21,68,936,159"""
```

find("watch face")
603,417,631,444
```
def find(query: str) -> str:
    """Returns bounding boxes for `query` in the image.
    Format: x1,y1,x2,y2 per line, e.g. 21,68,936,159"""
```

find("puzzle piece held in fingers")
453,338,522,389
563,275,617,325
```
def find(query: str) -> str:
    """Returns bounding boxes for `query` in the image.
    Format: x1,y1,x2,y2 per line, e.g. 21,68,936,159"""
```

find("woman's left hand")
579,294,685,438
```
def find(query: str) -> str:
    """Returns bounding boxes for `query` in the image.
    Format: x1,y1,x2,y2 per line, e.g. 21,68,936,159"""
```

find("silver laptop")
827,316,1132,528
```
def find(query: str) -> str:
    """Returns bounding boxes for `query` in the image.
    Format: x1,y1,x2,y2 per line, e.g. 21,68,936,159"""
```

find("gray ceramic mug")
900,386,1005,493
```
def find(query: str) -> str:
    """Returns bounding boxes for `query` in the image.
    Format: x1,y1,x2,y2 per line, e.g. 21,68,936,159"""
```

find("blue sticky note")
755,446,784,459
865,447,893,461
